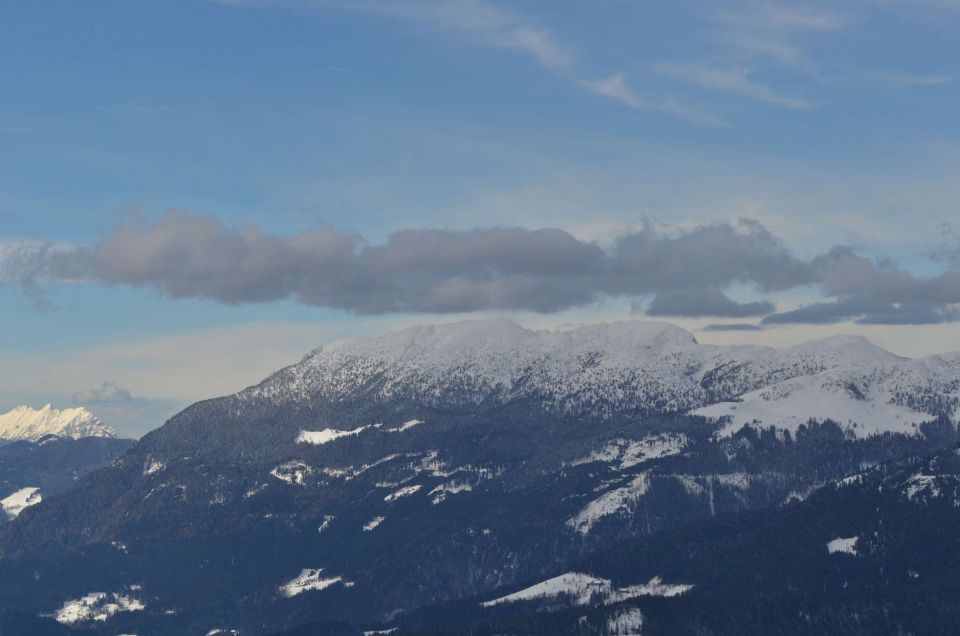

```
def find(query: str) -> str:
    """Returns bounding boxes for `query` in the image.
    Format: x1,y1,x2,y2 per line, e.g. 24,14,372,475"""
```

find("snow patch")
827,536,859,555
1,487,41,519
318,515,334,533
481,572,692,608
143,459,165,476
386,419,423,433
384,484,422,503
481,573,608,607
569,434,687,470
53,591,145,624
270,461,313,485
279,568,350,597
296,426,369,445
905,473,942,501
566,473,650,535
429,480,473,504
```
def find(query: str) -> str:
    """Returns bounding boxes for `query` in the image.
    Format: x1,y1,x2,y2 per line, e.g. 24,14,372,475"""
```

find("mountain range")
0,319,958,635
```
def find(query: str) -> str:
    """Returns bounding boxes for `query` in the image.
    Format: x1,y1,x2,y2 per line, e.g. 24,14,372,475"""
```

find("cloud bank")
2,211,958,325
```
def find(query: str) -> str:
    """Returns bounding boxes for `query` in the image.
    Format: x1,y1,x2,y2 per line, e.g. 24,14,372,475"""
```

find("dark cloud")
79,212,814,314
760,246,960,325
0,241,81,308
931,223,960,269
763,299,959,325
647,289,774,317
2,211,959,324
701,323,764,332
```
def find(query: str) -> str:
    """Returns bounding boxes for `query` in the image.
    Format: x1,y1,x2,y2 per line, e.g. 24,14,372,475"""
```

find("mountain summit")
0,404,115,441
248,318,933,438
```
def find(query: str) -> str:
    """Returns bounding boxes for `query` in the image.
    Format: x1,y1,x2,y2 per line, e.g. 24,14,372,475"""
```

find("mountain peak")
0,405,115,442
781,333,903,366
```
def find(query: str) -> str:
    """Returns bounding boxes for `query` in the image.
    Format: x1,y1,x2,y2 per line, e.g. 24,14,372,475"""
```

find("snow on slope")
481,572,692,608
827,536,859,555
53,591,145,624
567,473,651,535
568,433,687,469
278,568,351,597
0,404,115,441
241,319,957,439
695,352,960,438
296,426,369,445
1,487,42,520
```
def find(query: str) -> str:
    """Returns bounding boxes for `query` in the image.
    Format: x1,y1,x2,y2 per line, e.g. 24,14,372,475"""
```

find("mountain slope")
396,443,960,635
0,436,135,522
0,319,957,634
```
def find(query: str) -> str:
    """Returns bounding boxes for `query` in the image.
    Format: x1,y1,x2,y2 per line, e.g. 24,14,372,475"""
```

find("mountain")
249,320,949,437
0,405,115,442
0,319,957,635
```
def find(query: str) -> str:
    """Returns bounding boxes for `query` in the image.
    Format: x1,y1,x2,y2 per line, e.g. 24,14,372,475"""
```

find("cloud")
84,212,818,314
3,211,959,325
212,0,719,124
646,289,775,318
212,0,572,68
71,381,133,405
653,62,817,109
70,381,183,438
762,299,960,325
0,241,80,308
932,223,960,268
863,71,955,88
580,74,728,126
711,4,849,32
702,323,764,331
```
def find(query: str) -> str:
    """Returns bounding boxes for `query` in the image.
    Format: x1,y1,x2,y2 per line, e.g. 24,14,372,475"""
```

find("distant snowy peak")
0,405,115,441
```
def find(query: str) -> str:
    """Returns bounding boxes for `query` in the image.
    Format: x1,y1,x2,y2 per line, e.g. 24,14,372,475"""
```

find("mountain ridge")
240,318,950,438
0,405,115,442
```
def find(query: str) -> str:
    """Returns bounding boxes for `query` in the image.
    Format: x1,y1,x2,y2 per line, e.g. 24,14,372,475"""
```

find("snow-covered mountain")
248,319,954,438
1,319,959,635
0,404,115,441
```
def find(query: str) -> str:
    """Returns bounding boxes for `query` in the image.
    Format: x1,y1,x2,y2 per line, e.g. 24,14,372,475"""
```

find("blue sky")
2,0,959,436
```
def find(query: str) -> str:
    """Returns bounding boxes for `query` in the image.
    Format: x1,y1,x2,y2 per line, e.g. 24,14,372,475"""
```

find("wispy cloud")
212,0,719,124
861,70,955,88
668,1,953,107
654,62,817,109
580,74,728,126
710,4,849,32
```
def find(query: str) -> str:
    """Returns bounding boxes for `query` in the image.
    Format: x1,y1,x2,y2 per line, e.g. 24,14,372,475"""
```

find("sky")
1,0,959,437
